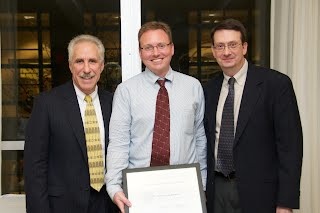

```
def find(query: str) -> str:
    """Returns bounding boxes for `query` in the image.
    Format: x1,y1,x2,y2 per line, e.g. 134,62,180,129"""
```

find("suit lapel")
206,73,224,154
63,82,88,161
98,88,113,168
234,65,263,146
98,88,112,148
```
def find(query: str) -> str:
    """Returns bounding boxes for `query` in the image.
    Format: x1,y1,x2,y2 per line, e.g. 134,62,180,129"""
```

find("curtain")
271,0,320,212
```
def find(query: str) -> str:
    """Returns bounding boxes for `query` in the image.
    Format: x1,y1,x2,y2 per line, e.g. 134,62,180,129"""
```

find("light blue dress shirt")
106,67,207,199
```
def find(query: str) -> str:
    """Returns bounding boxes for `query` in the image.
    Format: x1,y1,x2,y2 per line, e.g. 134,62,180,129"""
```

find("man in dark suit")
204,19,303,213
24,34,116,213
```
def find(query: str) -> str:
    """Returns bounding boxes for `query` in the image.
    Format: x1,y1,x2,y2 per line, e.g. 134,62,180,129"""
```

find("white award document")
122,163,206,213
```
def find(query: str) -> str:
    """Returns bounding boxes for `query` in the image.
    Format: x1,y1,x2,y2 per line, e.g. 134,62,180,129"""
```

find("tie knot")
84,95,92,103
157,79,166,87
228,77,235,86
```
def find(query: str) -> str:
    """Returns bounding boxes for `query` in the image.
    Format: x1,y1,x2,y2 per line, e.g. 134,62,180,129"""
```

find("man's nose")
84,62,90,72
222,46,231,55
152,47,160,55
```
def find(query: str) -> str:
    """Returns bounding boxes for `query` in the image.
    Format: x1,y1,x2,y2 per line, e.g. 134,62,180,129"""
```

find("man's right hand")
113,191,132,213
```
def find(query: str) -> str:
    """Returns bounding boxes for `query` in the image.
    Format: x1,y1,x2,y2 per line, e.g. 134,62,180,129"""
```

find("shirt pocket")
177,108,195,135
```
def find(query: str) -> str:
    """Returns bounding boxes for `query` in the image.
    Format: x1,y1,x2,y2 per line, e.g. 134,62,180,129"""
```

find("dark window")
0,0,121,194
142,0,270,83
0,0,270,195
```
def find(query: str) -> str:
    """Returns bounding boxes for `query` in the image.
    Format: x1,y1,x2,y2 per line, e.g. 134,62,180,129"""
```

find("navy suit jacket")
204,63,303,213
24,81,113,213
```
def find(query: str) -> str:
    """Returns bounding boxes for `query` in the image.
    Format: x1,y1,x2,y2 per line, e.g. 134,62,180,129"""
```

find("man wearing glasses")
204,19,303,213
106,21,207,212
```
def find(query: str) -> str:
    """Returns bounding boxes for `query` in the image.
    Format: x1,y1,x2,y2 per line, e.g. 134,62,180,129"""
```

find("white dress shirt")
214,59,248,161
106,67,207,199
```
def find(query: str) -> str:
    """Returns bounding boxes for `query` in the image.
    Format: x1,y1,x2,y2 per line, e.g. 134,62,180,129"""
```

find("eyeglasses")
213,42,242,51
140,42,172,52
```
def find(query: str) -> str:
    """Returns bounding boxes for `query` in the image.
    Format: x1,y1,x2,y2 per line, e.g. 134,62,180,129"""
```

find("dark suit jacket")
204,63,303,213
24,81,113,213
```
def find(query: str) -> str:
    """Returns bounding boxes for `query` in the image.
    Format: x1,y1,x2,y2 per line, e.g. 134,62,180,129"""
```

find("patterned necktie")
84,95,104,191
217,77,236,176
150,79,170,166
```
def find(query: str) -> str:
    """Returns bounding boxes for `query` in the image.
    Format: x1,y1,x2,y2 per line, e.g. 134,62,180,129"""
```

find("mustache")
79,73,95,79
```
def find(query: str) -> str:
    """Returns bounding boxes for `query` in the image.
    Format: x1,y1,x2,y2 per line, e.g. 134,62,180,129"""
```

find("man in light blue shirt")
106,21,207,212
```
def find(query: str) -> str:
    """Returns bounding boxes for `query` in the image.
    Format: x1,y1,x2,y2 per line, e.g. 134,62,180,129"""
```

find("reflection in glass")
1,0,121,194
19,68,40,118
1,151,24,194
99,62,122,93
17,31,38,49
1,50,14,64
41,13,49,26
96,13,120,26
84,13,93,27
0,13,14,28
16,50,38,61
42,31,51,63
1,31,15,49
142,0,270,83
16,13,37,27
97,31,121,62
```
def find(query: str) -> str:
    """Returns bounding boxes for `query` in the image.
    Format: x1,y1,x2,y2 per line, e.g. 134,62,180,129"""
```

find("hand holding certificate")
123,163,207,213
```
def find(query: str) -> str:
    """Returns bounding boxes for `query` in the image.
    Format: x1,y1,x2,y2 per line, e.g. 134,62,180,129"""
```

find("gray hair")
68,34,105,62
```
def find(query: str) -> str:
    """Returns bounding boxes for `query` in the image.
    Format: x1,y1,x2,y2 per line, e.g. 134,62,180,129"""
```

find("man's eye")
158,43,166,48
229,43,237,48
145,46,153,51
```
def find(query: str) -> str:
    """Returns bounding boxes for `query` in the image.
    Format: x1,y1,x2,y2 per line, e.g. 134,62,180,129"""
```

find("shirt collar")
223,59,248,86
144,67,174,85
73,83,98,102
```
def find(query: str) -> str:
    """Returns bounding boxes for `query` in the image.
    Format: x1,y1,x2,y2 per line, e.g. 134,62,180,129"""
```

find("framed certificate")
122,163,207,213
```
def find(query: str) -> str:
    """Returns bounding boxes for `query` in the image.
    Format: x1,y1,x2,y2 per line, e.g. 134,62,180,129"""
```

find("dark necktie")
150,79,170,166
217,77,235,176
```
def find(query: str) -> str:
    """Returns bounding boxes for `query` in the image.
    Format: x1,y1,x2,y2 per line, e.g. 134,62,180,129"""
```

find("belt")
215,171,236,180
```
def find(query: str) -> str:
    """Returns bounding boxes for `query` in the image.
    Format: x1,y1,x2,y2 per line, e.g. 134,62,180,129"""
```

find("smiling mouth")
151,58,163,62
223,58,234,62
80,75,95,80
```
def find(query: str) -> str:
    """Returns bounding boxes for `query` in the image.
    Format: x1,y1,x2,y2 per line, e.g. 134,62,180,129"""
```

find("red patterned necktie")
150,79,170,166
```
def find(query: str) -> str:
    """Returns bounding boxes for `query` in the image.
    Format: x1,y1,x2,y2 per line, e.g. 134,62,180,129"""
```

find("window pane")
43,68,52,91
1,0,121,140
1,0,121,195
42,31,51,63
1,50,15,64
96,13,120,27
41,13,49,27
16,13,37,27
16,50,38,62
1,151,24,194
142,0,271,83
17,31,38,49
19,68,39,118
0,13,14,28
